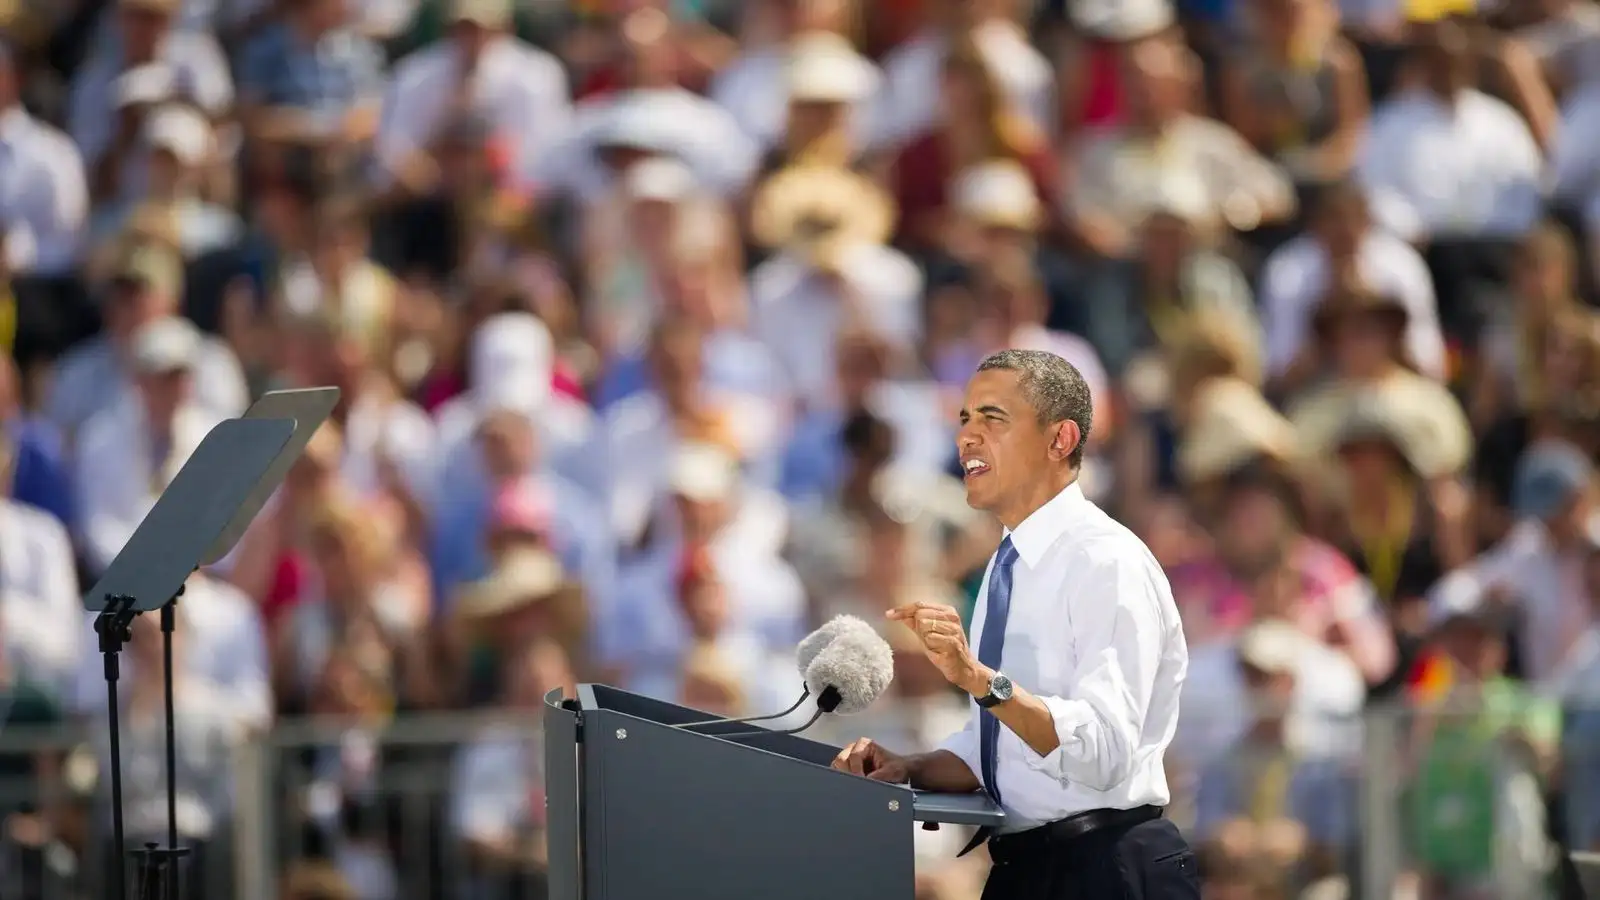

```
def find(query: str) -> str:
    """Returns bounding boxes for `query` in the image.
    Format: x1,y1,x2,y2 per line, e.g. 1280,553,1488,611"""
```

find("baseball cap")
129,316,201,375
1512,441,1594,520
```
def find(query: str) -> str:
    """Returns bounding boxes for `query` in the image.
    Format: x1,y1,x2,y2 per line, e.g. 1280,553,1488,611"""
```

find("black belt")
958,805,1164,860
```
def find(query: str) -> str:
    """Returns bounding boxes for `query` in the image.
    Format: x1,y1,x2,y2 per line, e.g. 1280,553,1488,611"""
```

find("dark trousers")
980,816,1200,900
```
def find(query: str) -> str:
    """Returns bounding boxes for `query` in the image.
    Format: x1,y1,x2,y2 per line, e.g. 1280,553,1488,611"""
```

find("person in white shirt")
65,0,233,203
1258,180,1446,386
73,314,226,575
0,432,83,702
0,45,89,279
866,0,1053,154
376,0,571,197
46,245,246,440
833,349,1198,899
1357,19,1542,318
710,14,880,151
531,11,760,203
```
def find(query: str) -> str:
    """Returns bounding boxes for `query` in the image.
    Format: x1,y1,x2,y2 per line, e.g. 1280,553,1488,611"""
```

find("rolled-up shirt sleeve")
1021,551,1168,792
935,713,980,779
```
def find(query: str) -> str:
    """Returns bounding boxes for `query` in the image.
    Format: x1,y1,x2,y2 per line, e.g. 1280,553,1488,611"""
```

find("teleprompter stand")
85,388,339,900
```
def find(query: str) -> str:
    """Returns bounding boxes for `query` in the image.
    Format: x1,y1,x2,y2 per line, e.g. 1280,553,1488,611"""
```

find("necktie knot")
996,536,1019,569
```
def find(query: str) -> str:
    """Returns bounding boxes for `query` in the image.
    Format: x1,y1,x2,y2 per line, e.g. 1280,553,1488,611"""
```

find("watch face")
991,674,1014,701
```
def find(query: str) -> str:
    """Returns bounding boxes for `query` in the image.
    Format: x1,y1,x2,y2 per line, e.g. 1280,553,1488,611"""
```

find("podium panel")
545,684,1001,900
582,706,914,900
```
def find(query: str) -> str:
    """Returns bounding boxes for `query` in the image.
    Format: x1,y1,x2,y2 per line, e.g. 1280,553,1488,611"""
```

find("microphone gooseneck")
677,688,811,729
717,706,827,739
672,614,878,731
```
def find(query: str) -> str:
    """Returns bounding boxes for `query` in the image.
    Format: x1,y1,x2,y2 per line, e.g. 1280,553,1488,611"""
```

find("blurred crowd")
0,0,1599,897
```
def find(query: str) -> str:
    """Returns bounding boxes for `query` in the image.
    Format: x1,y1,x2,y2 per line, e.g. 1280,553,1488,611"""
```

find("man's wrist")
961,664,996,698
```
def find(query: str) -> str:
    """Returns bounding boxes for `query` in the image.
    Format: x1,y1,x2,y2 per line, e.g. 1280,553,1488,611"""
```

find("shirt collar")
1004,481,1088,568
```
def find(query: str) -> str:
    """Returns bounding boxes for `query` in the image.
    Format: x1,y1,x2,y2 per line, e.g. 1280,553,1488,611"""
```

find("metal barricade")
0,699,1581,899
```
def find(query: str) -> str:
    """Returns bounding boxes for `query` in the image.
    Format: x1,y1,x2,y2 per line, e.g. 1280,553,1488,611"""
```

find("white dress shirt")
376,37,572,191
866,21,1053,153
1257,231,1447,380
0,107,88,277
937,482,1187,829
1358,89,1544,241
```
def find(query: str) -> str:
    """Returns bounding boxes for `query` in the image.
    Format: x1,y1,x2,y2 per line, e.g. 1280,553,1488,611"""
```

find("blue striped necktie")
978,536,1018,805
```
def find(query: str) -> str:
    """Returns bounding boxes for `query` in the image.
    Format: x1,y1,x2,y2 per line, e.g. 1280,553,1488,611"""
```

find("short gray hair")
976,349,1094,466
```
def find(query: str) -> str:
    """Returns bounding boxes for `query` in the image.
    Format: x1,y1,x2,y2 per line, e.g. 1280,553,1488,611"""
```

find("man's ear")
1049,421,1081,461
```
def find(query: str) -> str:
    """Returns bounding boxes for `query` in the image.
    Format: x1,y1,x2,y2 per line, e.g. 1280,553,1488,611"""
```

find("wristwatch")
976,672,1014,709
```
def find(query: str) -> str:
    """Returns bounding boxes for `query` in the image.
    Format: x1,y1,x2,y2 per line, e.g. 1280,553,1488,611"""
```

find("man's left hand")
887,602,990,696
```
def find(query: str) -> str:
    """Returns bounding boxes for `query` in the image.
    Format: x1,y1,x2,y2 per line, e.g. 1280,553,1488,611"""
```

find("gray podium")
543,684,1005,900
1573,851,1600,899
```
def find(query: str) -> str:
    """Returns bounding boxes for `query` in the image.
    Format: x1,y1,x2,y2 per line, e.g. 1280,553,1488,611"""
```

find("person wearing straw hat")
748,163,923,410
1166,377,1398,687
452,546,587,699
1287,280,1471,481
1317,396,1474,671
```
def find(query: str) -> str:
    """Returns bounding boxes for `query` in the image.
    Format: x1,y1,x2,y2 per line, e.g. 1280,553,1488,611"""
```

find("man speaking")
833,350,1199,899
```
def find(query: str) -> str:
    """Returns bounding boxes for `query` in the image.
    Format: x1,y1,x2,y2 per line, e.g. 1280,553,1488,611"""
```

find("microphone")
719,627,895,738
674,615,878,730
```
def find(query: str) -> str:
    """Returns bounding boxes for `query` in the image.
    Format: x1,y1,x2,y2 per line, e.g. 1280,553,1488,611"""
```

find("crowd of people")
0,0,1597,896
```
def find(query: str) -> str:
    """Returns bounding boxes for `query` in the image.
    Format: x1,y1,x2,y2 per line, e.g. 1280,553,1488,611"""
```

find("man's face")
119,6,171,59
137,367,190,422
107,280,171,339
1218,485,1290,577
1551,486,1599,545
478,413,536,480
956,368,1056,516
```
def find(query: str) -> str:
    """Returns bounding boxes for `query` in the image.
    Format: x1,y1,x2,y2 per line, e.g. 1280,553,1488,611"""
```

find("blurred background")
0,0,1596,896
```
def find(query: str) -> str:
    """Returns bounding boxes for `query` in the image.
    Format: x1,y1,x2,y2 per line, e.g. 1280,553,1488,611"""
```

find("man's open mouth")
962,459,991,478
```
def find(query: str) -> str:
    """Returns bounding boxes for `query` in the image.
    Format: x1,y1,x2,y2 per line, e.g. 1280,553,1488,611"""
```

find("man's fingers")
834,738,870,773
867,763,905,783
889,601,958,622
925,632,962,653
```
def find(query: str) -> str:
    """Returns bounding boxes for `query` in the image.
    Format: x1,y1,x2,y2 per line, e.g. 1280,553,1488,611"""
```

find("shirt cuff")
1022,695,1098,782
